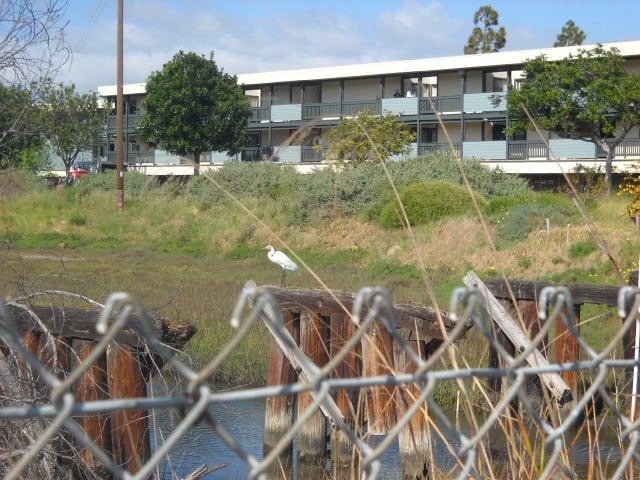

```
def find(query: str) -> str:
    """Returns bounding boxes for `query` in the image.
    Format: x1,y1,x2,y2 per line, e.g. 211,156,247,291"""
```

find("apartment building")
96,40,640,176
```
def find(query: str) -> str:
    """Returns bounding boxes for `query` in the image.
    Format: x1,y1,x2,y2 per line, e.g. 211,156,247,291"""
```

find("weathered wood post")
361,318,396,435
488,301,517,397
297,311,330,462
20,331,40,376
263,309,299,480
489,299,546,397
107,343,149,474
394,339,431,479
625,271,640,422
329,312,360,478
553,304,580,394
73,339,112,471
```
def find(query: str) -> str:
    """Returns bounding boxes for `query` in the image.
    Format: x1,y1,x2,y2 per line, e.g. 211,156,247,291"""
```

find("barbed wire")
1,281,640,479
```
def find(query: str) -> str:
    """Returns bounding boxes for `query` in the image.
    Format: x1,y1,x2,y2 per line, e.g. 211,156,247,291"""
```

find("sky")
58,0,640,92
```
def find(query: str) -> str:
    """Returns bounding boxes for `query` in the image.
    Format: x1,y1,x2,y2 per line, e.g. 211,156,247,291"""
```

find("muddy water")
149,396,624,479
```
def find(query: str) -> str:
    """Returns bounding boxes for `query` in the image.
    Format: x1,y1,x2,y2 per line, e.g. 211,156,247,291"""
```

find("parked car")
71,167,91,180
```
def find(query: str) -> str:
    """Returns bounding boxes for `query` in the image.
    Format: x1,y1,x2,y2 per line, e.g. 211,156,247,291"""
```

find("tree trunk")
193,152,200,174
64,160,72,180
605,150,613,195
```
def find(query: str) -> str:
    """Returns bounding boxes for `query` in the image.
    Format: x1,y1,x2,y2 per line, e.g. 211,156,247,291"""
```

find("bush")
377,180,484,228
211,161,301,201
386,154,531,198
184,174,225,209
0,169,49,199
495,193,577,247
287,168,337,225
74,170,161,199
483,192,539,217
569,239,597,258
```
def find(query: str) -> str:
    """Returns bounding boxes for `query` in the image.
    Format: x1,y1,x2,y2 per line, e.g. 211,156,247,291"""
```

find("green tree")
0,84,45,170
37,80,105,179
464,5,506,54
138,51,251,167
325,110,415,167
504,46,640,192
554,20,586,47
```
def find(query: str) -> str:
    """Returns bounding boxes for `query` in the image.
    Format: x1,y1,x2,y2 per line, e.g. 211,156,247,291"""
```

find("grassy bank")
1,163,638,392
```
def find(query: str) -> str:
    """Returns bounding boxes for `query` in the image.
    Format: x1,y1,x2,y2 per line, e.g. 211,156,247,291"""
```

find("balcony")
301,146,324,162
463,92,506,113
418,142,462,158
250,106,270,123
301,100,381,119
107,114,140,130
419,95,463,114
381,97,418,116
105,150,154,165
507,141,548,160
597,139,640,158
271,104,301,122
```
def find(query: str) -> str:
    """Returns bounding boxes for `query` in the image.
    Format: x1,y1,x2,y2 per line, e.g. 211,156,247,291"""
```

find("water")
150,398,407,478
149,395,624,479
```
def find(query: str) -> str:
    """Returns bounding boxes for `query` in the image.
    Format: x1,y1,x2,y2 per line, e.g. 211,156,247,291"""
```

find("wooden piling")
107,343,149,473
297,311,330,462
73,339,112,470
489,300,546,397
394,340,430,479
361,318,396,435
329,312,360,473
487,319,516,396
554,304,580,394
264,310,299,454
19,330,41,379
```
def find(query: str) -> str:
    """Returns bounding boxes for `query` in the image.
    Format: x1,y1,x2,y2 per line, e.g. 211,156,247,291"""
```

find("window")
421,125,437,143
512,130,526,141
128,135,139,152
492,77,507,93
492,122,506,141
128,98,138,115
421,75,438,98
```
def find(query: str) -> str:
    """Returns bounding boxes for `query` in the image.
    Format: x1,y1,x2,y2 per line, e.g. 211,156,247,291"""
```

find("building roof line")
97,40,640,95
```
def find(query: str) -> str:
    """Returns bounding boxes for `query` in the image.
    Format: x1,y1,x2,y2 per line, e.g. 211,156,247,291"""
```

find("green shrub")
569,239,597,258
517,253,533,269
287,168,337,225
227,242,258,259
0,170,49,199
69,212,87,226
184,174,224,209
483,192,539,216
495,193,577,247
377,180,484,228
386,154,531,198
360,258,422,282
211,161,301,201
74,170,161,199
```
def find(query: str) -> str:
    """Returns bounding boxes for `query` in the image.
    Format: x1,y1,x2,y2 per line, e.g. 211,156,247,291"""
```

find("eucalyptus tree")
554,20,586,47
464,5,506,54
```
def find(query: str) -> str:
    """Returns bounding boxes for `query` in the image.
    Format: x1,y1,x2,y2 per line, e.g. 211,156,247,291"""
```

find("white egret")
265,245,298,287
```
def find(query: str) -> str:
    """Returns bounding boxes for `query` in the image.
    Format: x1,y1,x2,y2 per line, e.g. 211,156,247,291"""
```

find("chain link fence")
2,279,640,479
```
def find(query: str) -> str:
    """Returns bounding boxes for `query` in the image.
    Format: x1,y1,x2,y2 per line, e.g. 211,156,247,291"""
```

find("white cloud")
57,0,633,93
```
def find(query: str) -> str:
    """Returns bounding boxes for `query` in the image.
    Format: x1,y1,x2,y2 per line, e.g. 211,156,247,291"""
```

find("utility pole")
116,0,125,209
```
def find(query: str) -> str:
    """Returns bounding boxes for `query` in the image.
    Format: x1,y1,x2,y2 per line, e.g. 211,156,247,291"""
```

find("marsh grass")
2,145,639,477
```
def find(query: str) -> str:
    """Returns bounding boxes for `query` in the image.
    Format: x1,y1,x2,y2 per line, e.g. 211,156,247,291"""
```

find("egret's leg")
280,270,286,287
